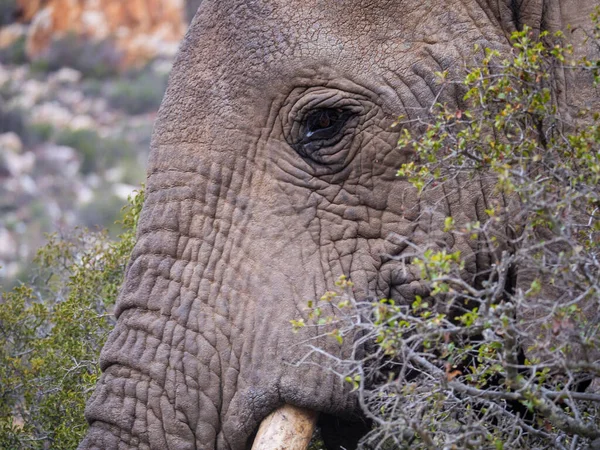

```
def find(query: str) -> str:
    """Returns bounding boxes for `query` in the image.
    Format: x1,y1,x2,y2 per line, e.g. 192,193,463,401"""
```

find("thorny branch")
294,23,600,450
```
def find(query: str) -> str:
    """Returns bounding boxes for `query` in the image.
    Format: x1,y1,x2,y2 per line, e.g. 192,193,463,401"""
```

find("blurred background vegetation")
0,189,143,449
0,1,195,446
0,0,191,286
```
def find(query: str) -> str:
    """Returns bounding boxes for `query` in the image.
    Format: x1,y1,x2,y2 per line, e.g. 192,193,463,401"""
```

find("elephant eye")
302,108,352,141
292,108,355,161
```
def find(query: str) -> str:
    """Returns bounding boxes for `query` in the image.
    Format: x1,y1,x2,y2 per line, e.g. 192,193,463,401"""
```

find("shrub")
55,128,132,175
0,103,26,137
77,189,132,235
54,128,102,174
0,35,27,65
0,0,17,27
106,68,168,115
0,187,144,449
30,33,123,79
80,78,104,98
0,105,58,147
298,21,600,450
26,121,54,143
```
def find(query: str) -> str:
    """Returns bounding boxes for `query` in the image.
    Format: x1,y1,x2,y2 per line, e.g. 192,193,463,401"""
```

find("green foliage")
0,35,27,65
0,187,144,449
301,16,600,450
55,128,133,175
397,28,599,211
0,103,26,137
26,122,55,144
0,101,53,147
380,26,600,446
106,69,169,115
30,33,123,79
0,104,63,148
78,189,134,235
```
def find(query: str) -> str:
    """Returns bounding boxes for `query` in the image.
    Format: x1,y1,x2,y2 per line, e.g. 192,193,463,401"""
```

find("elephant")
78,1,599,449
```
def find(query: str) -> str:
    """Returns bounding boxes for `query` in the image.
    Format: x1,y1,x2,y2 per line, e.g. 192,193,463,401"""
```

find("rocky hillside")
0,0,192,284
16,0,185,64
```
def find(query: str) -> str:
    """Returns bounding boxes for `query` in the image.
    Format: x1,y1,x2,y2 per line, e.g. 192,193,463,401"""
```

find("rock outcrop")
17,0,186,65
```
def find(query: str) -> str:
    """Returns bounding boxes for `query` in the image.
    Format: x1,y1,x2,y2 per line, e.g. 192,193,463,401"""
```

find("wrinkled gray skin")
79,1,597,449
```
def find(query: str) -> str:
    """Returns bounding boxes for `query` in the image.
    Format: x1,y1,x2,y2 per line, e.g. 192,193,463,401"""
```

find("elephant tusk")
251,404,319,450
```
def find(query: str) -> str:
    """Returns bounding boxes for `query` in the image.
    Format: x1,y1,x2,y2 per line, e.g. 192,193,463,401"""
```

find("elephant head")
78,1,598,449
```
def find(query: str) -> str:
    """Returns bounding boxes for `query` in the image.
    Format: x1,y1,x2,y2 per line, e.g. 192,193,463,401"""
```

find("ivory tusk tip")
251,404,319,450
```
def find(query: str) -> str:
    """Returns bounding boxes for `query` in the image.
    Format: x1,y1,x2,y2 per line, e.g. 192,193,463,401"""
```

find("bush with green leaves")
0,103,60,148
106,69,169,115
0,102,26,137
0,188,144,449
31,33,123,79
0,35,27,66
55,128,133,175
297,20,600,450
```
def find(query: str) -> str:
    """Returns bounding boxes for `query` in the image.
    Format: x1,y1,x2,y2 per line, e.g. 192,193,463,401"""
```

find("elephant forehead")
206,0,505,62
153,0,508,147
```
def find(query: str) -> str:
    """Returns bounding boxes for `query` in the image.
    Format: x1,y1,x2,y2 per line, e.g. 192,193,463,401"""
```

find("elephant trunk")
251,405,318,450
